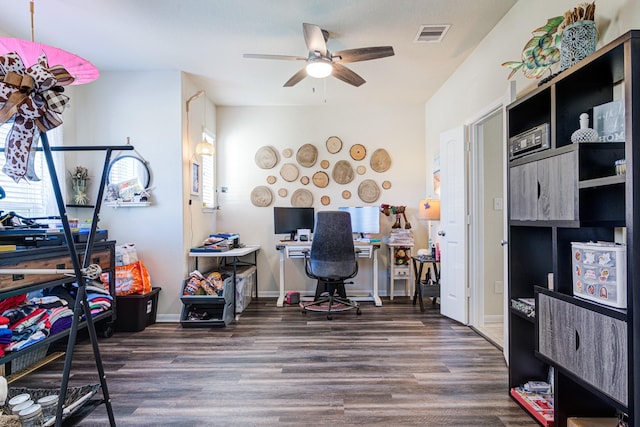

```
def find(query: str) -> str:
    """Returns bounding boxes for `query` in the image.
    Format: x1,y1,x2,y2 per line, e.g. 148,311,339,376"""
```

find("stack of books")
510,387,554,427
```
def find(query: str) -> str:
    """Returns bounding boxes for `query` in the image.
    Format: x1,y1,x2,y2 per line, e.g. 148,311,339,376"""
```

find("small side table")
411,255,440,312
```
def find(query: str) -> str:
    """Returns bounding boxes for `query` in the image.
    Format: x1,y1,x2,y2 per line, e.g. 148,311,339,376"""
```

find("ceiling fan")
243,23,394,87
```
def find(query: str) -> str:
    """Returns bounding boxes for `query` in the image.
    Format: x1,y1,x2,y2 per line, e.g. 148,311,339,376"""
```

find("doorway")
469,108,506,349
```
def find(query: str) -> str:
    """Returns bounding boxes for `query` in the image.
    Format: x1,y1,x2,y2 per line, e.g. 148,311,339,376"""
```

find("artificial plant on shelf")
69,166,90,205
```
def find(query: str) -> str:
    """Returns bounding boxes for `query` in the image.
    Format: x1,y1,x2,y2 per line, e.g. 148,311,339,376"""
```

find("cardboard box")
567,417,619,427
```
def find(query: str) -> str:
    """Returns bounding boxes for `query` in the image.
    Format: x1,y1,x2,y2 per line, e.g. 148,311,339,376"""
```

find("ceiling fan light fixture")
306,58,333,78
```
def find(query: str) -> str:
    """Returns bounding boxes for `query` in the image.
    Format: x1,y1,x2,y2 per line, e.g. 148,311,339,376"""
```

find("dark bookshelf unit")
507,31,640,427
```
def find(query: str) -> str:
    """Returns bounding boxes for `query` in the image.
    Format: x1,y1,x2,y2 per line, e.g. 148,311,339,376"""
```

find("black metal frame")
38,131,132,427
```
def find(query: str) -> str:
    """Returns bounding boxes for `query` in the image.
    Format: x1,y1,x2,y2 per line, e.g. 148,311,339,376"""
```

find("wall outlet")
493,197,503,211
494,280,504,294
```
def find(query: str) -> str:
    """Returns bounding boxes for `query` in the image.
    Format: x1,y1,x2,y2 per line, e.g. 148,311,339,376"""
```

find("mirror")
107,155,150,189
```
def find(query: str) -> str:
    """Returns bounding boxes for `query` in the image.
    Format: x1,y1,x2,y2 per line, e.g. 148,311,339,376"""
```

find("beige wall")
215,104,426,298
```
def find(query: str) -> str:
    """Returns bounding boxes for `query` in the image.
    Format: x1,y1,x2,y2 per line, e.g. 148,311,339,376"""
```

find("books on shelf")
510,387,554,427
511,297,535,318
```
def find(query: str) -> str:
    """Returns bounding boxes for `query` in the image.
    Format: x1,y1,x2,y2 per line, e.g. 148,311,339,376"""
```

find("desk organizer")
571,241,626,308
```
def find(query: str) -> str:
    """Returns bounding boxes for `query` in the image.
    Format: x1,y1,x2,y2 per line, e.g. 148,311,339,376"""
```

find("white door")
439,126,468,324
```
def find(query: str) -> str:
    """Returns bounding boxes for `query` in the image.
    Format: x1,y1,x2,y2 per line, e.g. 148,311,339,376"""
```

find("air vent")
414,24,450,43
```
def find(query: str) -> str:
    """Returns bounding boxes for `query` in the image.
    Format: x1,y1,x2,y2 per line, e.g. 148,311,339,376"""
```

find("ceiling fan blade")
332,46,395,63
243,53,306,61
283,67,308,87
332,63,366,87
303,23,327,56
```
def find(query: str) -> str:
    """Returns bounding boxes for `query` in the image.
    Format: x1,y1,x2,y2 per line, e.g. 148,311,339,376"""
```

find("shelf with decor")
507,30,640,426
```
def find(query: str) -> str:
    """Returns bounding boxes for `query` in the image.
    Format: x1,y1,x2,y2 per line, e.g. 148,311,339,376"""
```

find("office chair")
302,211,361,320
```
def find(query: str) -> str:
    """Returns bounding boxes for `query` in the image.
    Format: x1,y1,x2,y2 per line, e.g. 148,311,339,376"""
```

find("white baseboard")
484,314,504,324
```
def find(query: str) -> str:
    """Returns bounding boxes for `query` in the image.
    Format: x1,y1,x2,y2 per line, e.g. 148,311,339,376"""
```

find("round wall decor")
312,171,329,188
326,136,342,154
266,175,276,184
321,195,330,206
349,144,366,161
250,186,273,207
342,190,351,199
370,148,392,172
280,163,299,182
332,160,355,184
282,148,293,158
300,176,310,185
382,180,392,189
278,188,288,197
291,188,313,207
356,165,366,175
320,159,330,169
255,146,278,169
296,143,318,167
358,179,381,203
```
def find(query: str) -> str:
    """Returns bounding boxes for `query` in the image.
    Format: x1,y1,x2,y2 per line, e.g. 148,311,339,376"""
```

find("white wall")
66,70,187,318
215,104,426,298
424,0,636,186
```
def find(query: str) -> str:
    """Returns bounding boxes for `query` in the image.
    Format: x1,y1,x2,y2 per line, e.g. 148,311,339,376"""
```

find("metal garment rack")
36,131,132,427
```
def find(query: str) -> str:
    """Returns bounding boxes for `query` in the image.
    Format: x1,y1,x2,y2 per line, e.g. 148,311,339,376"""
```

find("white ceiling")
0,0,517,106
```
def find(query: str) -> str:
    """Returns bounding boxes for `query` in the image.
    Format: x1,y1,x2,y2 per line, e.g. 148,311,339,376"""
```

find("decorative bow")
0,51,73,182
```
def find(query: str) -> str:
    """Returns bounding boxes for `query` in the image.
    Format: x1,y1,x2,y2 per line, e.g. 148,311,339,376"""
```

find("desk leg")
277,248,285,307
372,248,382,306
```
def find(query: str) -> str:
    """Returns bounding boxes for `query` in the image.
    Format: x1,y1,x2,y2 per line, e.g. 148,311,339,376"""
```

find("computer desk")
275,240,382,307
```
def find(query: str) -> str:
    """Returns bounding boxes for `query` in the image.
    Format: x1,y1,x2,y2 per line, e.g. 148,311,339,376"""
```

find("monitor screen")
338,206,380,235
273,207,315,240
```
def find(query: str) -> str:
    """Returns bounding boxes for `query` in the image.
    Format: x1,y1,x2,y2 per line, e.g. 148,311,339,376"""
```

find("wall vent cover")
414,24,450,43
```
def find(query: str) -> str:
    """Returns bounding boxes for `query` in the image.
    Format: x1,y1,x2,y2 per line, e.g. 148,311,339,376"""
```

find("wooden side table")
411,255,440,312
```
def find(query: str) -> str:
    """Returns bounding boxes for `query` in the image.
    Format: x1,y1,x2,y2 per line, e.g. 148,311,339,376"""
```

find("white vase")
571,113,599,143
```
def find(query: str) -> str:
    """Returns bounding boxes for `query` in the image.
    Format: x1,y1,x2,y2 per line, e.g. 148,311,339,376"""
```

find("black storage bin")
115,287,161,332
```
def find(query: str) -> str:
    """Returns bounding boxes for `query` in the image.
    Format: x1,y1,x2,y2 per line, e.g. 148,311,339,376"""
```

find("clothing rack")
37,131,133,427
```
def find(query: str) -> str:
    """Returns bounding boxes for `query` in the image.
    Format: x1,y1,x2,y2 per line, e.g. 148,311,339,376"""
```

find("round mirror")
107,155,150,188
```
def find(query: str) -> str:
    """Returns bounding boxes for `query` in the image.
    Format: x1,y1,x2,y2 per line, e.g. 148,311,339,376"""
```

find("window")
201,130,216,209
0,122,64,218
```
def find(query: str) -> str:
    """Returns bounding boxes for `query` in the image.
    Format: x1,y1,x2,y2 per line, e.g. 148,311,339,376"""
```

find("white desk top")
189,245,260,257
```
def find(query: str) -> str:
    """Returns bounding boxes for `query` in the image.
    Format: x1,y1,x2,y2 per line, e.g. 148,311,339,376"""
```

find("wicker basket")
8,344,49,375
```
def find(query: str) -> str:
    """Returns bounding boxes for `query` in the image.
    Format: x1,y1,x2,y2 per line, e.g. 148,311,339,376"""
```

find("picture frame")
191,161,200,196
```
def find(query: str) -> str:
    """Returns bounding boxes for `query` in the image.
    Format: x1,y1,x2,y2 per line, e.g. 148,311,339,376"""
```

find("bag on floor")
114,260,152,296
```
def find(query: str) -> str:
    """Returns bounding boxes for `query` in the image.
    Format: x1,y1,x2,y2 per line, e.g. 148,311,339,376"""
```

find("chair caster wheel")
301,309,307,315
356,308,361,315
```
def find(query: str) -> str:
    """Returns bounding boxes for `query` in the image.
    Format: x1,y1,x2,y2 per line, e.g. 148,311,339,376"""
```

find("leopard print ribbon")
0,52,73,182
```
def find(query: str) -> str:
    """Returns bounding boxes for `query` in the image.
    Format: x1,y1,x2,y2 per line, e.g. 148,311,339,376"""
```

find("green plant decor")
502,16,564,79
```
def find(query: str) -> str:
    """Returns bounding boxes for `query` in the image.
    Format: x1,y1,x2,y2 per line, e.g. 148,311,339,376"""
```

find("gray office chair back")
308,211,356,279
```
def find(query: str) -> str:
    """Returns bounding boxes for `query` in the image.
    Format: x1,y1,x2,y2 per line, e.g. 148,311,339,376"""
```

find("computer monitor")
273,207,315,241
338,206,380,236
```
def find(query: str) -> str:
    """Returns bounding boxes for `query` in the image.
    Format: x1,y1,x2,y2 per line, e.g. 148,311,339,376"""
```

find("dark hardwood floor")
14,298,538,426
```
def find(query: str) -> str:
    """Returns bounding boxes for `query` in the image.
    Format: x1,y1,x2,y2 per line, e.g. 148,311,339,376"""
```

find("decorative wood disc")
342,190,351,199
312,171,329,188
266,175,276,184
280,163,299,182
358,179,381,203
300,176,310,185
349,144,366,161
278,188,288,197
382,180,392,189
255,146,278,169
356,165,366,175
326,136,343,154
282,148,293,158
296,143,318,167
370,148,392,172
320,159,330,169
321,195,330,206
250,186,273,207
291,188,313,207
332,160,355,185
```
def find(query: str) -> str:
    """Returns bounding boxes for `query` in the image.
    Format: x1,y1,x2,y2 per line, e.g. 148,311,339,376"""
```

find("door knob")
500,240,508,246
438,230,445,237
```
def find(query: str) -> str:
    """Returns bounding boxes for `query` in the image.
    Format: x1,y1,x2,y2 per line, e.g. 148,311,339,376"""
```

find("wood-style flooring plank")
12,298,538,426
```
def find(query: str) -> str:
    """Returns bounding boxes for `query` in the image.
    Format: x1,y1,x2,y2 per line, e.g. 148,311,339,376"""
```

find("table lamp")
419,198,440,248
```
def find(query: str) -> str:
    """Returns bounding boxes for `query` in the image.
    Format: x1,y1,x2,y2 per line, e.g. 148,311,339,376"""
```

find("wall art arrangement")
250,135,392,207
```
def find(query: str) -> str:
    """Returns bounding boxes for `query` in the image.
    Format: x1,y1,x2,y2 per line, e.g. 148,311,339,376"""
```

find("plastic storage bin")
180,275,234,327
221,265,256,313
115,287,161,332
572,242,626,308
